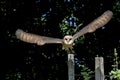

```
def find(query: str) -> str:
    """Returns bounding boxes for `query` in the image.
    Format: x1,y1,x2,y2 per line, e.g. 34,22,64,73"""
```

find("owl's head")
63,35,74,45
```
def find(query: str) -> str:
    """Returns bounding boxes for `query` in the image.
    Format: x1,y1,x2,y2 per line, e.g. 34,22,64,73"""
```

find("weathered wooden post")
68,53,75,80
95,57,104,80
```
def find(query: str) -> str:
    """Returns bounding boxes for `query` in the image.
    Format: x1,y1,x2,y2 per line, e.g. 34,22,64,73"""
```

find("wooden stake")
95,57,104,80
68,54,75,80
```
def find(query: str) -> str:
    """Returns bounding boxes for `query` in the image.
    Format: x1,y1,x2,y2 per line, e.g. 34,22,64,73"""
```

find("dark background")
0,0,120,80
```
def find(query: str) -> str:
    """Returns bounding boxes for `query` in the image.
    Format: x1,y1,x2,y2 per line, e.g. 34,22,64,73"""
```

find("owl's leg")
62,44,73,51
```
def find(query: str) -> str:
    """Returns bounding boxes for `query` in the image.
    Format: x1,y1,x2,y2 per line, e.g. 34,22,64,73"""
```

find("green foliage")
80,65,94,80
113,0,120,12
109,69,120,80
5,71,22,80
33,16,47,26
59,14,82,36
76,65,94,80
109,48,120,80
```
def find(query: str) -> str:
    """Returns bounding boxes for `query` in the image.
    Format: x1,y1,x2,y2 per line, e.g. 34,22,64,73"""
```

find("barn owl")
15,10,113,50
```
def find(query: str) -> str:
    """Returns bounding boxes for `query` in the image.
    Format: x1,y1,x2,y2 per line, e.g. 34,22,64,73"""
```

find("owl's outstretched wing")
73,10,113,40
15,29,63,45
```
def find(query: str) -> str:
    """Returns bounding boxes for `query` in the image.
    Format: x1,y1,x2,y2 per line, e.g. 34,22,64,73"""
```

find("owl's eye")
69,38,72,40
65,38,67,40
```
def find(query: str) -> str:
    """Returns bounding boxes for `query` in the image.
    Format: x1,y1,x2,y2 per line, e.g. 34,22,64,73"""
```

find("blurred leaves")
109,48,120,80
109,69,120,80
80,65,94,80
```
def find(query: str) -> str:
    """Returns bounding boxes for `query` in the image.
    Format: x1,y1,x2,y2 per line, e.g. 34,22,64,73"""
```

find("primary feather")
15,29,63,45
73,10,113,40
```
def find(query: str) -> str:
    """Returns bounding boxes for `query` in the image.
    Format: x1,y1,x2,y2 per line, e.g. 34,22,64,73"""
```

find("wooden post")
68,54,75,80
95,57,104,80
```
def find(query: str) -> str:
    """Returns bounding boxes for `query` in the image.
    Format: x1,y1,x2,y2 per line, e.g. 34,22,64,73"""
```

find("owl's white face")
63,35,74,45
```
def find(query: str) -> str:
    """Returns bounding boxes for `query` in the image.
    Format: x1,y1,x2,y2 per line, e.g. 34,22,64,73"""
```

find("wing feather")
73,10,113,40
15,29,63,45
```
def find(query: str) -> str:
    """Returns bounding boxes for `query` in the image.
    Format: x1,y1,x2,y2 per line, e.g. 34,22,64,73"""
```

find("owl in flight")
15,10,113,50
